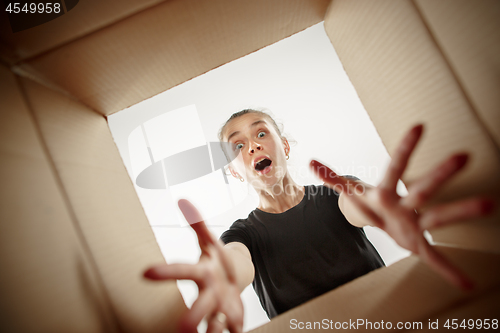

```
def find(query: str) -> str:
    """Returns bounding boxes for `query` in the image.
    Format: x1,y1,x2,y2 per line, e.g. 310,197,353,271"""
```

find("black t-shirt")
220,185,384,318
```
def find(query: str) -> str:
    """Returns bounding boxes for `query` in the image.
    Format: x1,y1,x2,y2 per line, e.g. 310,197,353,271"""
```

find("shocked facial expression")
223,113,289,189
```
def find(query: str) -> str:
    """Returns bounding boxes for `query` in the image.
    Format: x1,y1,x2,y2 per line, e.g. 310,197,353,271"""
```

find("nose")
249,142,262,154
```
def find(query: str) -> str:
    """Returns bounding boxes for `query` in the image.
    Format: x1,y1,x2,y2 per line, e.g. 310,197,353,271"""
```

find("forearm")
223,244,255,292
338,187,376,228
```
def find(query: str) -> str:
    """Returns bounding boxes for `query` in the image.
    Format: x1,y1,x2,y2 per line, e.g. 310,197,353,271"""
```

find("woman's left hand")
310,124,495,290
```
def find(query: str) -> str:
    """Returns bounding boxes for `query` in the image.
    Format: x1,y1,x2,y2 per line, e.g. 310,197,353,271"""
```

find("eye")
235,143,244,150
257,131,266,138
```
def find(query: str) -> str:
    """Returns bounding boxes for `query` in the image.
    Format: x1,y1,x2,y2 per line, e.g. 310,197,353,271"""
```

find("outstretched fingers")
225,307,244,333
179,290,217,333
310,160,352,194
380,124,424,192
402,153,469,209
419,197,495,230
310,160,383,228
417,237,474,290
206,314,225,333
178,200,237,283
143,263,203,284
207,310,243,333
346,193,385,228
213,240,237,284
179,199,216,249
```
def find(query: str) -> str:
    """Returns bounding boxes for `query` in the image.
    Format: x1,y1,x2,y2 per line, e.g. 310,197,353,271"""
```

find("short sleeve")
220,220,252,252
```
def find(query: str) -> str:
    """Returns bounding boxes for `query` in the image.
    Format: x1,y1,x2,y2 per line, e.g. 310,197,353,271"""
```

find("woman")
144,110,494,333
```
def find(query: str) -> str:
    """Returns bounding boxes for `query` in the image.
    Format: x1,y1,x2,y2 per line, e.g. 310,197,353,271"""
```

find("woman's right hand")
144,199,244,333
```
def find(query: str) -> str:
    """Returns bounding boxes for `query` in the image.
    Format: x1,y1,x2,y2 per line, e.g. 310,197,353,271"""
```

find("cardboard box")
1,0,498,331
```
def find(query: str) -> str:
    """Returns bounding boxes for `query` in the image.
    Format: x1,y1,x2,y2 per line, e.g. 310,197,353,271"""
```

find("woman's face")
223,113,289,190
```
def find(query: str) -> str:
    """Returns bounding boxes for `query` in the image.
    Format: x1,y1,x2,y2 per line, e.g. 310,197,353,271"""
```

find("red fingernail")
143,268,157,279
178,319,197,333
310,160,328,179
480,199,495,215
461,278,475,291
414,124,424,135
310,160,321,167
310,160,340,182
310,160,322,173
454,153,469,169
178,199,203,224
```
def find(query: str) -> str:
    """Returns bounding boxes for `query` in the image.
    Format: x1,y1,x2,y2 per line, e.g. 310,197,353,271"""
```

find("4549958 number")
444,319,498,330
5,2,61,14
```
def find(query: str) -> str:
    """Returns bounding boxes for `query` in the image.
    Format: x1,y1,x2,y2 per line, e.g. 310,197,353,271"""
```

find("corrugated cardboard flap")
18,75,186,332
324,0,500,253
0,65,115,332
0,0,164,64
5,0,330,115
415,0,500,149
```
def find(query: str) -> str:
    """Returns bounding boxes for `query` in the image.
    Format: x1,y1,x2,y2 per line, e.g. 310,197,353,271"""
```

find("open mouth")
255,158,272,172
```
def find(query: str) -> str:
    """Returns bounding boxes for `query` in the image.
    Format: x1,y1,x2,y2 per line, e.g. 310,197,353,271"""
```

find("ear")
283,138,290,155
228,165,240,179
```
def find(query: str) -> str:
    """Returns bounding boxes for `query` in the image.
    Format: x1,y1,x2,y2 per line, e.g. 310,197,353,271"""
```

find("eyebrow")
226,120,266,142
